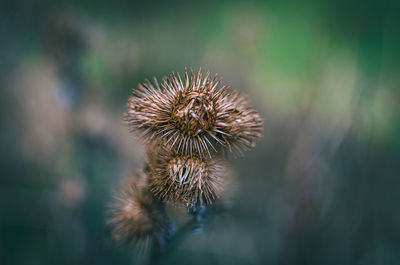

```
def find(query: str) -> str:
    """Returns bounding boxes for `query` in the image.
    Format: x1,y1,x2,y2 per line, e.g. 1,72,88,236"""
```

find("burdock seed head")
124,68,263,157
147,148,226,206
107,172,172,251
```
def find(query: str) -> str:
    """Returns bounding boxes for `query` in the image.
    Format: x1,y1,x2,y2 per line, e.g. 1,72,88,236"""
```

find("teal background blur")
1,0,399,264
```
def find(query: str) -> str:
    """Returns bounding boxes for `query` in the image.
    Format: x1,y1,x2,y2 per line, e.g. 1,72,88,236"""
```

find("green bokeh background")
1,0,399,264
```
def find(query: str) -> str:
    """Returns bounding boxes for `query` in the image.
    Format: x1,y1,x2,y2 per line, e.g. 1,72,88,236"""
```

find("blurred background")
1,0,399,264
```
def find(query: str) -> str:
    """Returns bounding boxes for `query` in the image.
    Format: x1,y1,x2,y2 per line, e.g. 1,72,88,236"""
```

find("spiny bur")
147,147,226,206
107,172,172,252
124,68,263,157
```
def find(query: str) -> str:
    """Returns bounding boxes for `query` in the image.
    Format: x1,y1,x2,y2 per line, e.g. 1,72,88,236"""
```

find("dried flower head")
107,172,172,251
147,148,226,206
124,68,263,156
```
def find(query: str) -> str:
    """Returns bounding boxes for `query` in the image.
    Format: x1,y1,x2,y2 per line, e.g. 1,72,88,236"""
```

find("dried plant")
147,147,226,206
107,67,263,259
123,68,263,157
107,172,172,252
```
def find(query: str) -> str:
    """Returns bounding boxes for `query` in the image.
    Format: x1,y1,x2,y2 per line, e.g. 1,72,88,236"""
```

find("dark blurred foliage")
0,0,399,264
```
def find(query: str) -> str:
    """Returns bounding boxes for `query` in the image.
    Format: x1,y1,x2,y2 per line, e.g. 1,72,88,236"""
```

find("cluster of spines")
124,68,263,157
107,172,173,252
146,147,226,206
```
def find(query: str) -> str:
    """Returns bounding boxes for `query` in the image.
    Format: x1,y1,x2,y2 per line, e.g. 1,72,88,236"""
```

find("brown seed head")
107,172,171,251
124,68,263,156
147,149,226,206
